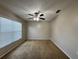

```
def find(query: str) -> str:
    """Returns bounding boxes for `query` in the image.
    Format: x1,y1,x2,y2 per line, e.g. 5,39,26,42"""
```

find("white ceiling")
0,0,73,21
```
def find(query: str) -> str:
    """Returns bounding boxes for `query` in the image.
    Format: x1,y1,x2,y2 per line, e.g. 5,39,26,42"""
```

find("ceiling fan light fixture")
28,11,45,21
33,17,39,21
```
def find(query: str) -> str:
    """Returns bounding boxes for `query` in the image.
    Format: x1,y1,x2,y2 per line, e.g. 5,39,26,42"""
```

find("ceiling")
0,0,73,21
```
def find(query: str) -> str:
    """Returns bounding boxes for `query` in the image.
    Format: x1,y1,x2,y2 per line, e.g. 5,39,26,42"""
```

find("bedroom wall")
50,0,78,59
26,22,51,40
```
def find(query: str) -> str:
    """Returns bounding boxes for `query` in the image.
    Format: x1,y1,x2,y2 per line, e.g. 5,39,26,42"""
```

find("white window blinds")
0,17,22,48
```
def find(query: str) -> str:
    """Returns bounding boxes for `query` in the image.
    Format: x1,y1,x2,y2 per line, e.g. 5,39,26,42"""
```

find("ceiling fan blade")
40,18,45,20
27,17,33,19
40,14,44,16
28,14,34,16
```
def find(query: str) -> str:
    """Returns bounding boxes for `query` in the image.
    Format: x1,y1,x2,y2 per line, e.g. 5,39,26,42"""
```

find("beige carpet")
2,40,69,59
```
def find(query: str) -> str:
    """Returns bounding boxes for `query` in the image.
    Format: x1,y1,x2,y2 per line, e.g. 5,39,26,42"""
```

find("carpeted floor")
2,40,69,59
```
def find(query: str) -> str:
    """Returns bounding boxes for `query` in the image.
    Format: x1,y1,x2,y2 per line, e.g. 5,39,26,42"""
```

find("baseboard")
27,39,49,40
50,39,72,59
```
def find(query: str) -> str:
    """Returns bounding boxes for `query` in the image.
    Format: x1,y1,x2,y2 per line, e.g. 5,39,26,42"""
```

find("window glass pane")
0,17,22,48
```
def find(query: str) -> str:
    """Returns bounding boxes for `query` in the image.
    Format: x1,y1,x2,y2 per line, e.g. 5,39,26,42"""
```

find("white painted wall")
27,22,51,40
50,1,78,59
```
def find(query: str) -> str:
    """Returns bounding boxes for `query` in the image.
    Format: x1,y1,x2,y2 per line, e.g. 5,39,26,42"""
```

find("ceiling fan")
27,10,61,21
27,11,45,21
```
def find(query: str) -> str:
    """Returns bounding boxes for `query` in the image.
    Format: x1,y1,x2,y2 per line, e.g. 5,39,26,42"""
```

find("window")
0,17,22,48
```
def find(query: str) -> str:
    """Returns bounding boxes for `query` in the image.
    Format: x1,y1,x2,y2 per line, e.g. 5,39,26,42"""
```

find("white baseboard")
50,39,72,59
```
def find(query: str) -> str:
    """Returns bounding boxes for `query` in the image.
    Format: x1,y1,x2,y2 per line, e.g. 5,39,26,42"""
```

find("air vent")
56,10,61,13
